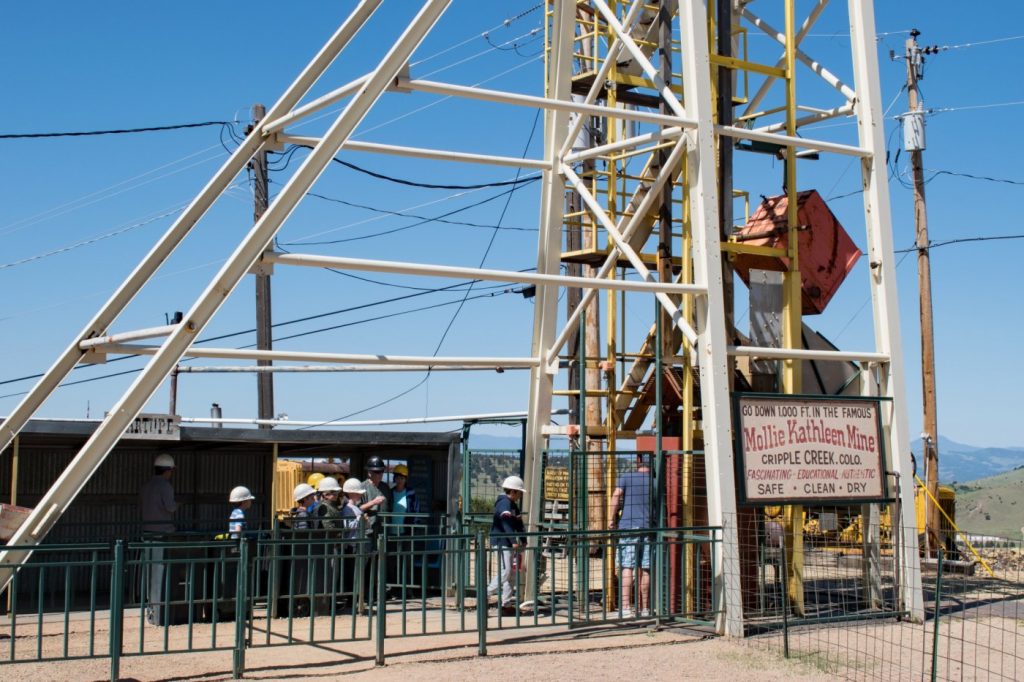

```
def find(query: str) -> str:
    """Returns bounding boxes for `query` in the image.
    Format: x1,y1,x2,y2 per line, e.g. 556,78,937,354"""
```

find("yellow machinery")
804,483,956,548
915,483,956,537
273,460,305,515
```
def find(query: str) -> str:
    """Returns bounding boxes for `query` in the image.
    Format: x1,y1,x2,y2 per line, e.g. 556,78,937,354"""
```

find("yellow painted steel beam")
710,53,787,78
780,0,805,618
721,242,787,258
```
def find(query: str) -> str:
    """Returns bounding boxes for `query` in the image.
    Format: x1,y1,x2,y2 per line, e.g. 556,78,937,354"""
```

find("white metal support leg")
0,0,450,588
522,0,576,599
847,0,924,622
0,0,385,457
678,0,745,637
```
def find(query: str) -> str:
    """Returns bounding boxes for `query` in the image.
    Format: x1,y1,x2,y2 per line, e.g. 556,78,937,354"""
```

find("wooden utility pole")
904,30,941,551
251,104,274,429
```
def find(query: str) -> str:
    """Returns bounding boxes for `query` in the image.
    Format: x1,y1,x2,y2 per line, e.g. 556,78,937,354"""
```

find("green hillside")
952,466,1024,540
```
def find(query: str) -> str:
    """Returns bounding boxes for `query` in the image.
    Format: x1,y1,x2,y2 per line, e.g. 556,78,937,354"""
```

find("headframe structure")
0,0,922,634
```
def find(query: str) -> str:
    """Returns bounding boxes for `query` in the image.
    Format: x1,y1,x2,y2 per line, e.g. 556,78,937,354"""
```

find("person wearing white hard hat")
287,482,320,617
314,477,344,531
228,486,255,539
289,483,318,530
141,453,178,533
487,475,527,614
139,453,178,625
340,477,368,605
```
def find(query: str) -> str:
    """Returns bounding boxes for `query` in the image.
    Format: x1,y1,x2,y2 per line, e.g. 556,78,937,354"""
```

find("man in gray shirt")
141,453,178,533
140,453,177,624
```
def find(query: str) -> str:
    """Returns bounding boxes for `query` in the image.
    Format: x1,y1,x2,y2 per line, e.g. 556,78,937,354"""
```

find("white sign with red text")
737,396,886,504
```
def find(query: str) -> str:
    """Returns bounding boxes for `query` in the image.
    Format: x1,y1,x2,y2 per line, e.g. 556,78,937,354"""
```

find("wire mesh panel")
461,449,523,529
744,520,1024,680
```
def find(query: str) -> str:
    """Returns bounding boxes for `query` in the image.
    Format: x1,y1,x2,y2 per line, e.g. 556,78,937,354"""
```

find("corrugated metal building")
1,419,460,542
0,419,459,611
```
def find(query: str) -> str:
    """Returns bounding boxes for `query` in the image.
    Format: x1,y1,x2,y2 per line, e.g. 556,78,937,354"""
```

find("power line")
0,121,231,140
895,234,1024,253
929,100,1024,114
941,33,1024,50
409,2,541,69
303,188,536,232
0,285,525,402
0,207,182,270
321,148,541,190
299,109,542,429
0,145,230,238
0,265,531,388
924,168,1024,187
280,179,539,246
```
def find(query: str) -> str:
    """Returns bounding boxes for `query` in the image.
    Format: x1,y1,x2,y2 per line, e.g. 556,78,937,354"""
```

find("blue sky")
1,1,1021,448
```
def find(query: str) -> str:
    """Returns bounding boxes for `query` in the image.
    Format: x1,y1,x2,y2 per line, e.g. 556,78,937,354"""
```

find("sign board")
544,466,569,501
123,413,181,440
735,394,887,505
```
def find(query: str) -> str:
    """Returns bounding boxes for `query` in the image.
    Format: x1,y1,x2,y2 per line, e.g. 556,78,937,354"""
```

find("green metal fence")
0,524,722,680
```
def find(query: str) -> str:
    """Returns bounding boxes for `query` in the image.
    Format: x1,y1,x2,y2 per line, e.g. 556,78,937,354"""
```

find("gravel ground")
5,622,834,682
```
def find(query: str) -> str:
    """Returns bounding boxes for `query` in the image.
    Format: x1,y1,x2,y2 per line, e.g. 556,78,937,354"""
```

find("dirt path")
7,623,832,682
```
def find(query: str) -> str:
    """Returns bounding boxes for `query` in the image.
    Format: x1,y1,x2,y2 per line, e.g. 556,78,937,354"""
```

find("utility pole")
250,104,274,429
903,30,941,552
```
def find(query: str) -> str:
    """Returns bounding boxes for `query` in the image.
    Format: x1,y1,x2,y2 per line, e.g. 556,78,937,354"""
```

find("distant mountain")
951,467,1024,540
467,433,1024,484
465,433,525,451
911,437,1024,483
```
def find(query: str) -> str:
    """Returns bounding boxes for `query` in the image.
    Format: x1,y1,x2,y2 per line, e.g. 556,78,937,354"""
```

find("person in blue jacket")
486,475,527,612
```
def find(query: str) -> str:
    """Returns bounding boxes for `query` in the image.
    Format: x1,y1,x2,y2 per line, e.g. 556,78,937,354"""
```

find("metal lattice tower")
0,0,922,633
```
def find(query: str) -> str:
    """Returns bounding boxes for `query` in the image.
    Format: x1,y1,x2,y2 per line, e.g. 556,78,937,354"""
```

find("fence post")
779,532,790,659
930,548,945,682
476,530,487,656
375,533,386,666
109,539,125,682
233,538,249,679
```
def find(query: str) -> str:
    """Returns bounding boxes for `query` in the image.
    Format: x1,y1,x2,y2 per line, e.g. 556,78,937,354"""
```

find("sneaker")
640,609,651,618
620,608,634,618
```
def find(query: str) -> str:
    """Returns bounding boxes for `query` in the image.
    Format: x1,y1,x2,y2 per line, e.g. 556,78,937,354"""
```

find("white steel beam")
752,103,855,134
175,364,533,373
0,0,451,589
400,78,697,129
0,0,385,458
77,324,179,350
561,163,701,349
848,0,924,622
728,345,889,363
522,0,576,604
741,6,856,104
182,409,564,428
278,134,551,170
263,251,705,295
717,124,869,157
89,343,538,368
741,0,830,120
557,0,649,158
679,0,745,637
262,73,371,135
564,126,685,164
547,135,696,365
590,0,688,119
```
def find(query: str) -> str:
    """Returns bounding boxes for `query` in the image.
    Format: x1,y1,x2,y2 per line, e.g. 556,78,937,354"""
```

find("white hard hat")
229,486,255,503
318,476,342,492
154,453,175,468
342,478,366,495
501,475,526,492
293,483,316,502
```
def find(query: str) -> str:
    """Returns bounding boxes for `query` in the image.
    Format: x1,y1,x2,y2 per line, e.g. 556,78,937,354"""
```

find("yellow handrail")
915,475,994,577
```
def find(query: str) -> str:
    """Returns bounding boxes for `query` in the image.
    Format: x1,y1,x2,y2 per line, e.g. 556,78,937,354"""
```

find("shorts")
616,534,650,570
